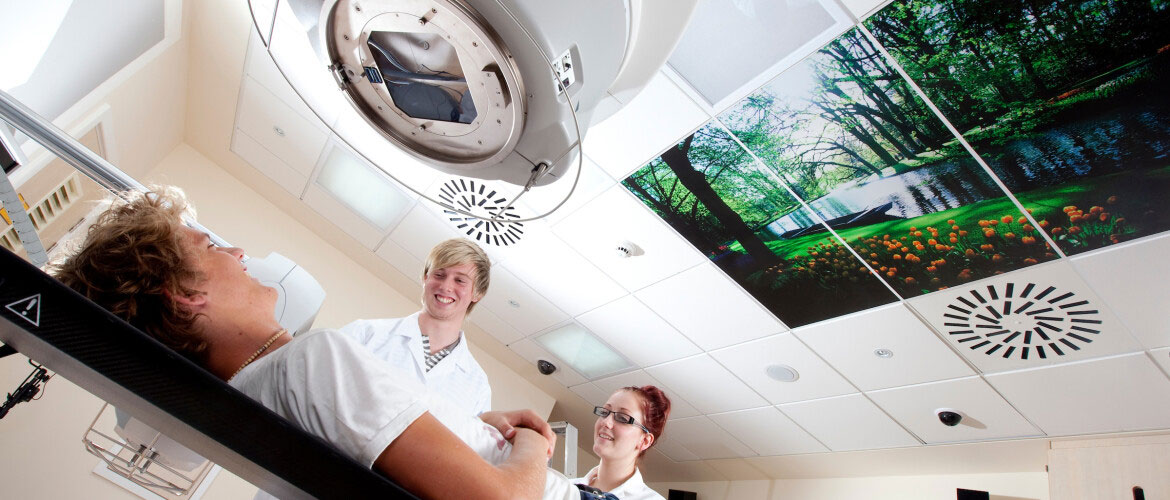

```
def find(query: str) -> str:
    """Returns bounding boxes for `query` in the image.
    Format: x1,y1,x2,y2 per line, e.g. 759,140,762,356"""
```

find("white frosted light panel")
316,146,412,230
535,323,632,379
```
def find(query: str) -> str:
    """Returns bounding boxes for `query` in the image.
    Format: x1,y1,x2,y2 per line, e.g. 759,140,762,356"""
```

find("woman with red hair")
574,386,672,500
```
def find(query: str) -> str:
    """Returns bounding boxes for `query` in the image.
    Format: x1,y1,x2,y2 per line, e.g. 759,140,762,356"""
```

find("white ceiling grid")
228,0,1170,468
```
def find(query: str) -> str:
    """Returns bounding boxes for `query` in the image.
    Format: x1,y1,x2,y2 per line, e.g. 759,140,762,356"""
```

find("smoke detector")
614,240,644,258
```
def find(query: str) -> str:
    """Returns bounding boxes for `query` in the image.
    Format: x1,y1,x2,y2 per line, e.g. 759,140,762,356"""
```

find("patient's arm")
374,412,548,500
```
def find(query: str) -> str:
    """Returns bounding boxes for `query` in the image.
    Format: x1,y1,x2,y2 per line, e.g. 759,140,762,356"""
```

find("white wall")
651,472,1050,500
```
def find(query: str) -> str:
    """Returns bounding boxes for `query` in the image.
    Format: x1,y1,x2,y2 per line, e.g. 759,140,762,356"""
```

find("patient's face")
178,226,277,318
593,390,649,461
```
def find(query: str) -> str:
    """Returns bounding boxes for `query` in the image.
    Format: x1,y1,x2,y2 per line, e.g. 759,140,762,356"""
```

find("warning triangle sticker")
6,294,41,327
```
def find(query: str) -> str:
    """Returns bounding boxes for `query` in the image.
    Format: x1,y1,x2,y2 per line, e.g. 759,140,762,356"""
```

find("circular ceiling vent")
437,178,524,246
941,282,1103,360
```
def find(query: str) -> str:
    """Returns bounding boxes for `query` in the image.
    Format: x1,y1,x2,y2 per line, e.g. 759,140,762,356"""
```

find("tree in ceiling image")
865,0,1170,254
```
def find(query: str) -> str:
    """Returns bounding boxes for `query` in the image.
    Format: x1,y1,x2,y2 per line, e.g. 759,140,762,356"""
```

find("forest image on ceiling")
624,0,1170,328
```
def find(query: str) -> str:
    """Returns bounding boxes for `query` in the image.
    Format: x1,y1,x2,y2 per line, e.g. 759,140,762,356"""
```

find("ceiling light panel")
794,304,975,391
499,232,626,317
709,333,855,404
534,322,633,379
474,266,568,337
314,142,413,230
590,369,700,419
866,377,1041,444
664,416,757,460
331,112,440,197
707,407,828,456
1071,233,1170,349
576,295,701,367
983,353,1170,436
554,185,707,292
779,394,920,452
645,355,768,414
908,260,1142,373
636,263,785,350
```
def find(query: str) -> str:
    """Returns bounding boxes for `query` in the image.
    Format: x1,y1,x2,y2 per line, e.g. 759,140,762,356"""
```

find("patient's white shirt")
230,329,574,499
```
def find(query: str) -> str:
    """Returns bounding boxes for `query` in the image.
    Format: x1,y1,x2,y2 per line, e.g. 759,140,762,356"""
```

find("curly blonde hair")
53,188,209,361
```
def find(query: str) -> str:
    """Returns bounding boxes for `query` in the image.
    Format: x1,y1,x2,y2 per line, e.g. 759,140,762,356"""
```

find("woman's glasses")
593,406,650,434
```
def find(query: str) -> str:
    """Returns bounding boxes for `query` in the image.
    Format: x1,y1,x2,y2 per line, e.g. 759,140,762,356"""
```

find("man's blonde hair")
423,238,490,313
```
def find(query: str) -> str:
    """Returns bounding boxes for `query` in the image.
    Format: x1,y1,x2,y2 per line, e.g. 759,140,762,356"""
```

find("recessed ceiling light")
315,144,412,229
765,364,799,382
874,348,894,359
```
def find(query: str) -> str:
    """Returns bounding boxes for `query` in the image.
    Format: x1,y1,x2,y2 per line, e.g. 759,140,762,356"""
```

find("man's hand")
480,409,557,458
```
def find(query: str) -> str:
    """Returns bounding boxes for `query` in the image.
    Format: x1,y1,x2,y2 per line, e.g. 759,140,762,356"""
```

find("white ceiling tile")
583,72,709,180
1153,347,1170,377
386,203,461,262
553,185,707,292
230,128,308,197
795,304,975,391
576,295,701,367
654,434,702,462
507,338,587,387
867,377,1042,444
373,237,423,282
517,155,616,225
665,416,756,460
645,355,768,414
236,77,328,178
708,407,828,456
840,0,888,18
591,369,700,419
568,382,610,409
1072,233,1170,349
984,352,1170,436
907,260,1142,373
636,263,785,350
467,305,524,346
244,30,320,126
499,232,626,316
709,333,855,404
476,266,568,337
780,394,919,451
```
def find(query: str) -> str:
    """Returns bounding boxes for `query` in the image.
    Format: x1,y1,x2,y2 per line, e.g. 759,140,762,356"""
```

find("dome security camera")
537,359,557,375
935,408,963,426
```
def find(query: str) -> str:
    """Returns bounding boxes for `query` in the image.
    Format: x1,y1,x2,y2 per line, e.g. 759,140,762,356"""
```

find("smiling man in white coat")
341,238,492,416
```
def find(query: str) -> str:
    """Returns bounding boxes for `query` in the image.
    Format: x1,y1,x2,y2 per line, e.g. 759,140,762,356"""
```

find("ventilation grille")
0,172,85,252
436,178,525,247
942,282,1103,361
